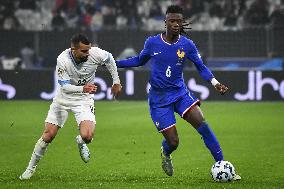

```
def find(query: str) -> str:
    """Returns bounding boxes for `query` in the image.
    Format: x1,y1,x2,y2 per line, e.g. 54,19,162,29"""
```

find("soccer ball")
211,160,236,182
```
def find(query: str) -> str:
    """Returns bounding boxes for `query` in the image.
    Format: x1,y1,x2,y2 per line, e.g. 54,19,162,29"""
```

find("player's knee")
169,137,179,150
42,133,56,143
81,134,93,144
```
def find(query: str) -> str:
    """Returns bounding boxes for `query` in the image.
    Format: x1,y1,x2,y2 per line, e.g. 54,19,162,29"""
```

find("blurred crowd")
0,0,284,32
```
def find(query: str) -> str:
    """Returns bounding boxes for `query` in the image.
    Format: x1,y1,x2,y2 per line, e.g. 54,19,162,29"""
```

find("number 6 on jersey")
166,66,171,77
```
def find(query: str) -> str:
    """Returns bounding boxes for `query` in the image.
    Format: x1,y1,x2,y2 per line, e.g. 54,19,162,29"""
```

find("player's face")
165,13,183,36
72,42,91,63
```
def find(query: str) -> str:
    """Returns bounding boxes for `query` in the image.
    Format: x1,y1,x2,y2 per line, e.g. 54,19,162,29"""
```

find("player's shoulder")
144,33,162,46
57,48,71,64
89,46,112,62
180,35,195,45
147,34,161,42
89,46,110,58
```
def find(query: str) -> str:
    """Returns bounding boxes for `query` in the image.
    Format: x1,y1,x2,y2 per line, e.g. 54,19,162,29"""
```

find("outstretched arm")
187,42,228,95
116,38,152,68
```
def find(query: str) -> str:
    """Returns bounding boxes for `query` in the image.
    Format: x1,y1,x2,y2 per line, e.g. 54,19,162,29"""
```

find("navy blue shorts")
149,91,200,132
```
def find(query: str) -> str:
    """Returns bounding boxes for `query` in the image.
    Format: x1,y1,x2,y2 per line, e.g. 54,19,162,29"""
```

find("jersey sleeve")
56,58,84,93
102,51,121,84
116,37,152,68
56,58,71,85
186,40,214,82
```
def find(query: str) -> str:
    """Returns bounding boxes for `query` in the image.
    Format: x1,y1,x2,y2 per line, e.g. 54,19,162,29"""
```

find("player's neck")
71,51,82,64
163,32,179,44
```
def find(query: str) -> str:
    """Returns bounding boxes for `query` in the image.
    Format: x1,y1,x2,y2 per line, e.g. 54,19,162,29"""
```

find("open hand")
111,83,122,99
83,83,97,94
214,83,228,95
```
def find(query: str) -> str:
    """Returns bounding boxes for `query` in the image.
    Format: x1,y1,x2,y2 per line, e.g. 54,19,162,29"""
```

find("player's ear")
71,43,77,51
71,45,76,51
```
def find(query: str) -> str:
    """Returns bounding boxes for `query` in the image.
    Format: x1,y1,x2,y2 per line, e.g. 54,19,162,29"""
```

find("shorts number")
166,66,171,78
90,106,95,115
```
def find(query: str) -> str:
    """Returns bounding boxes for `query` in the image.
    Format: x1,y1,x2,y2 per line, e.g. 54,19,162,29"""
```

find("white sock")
27,138,48,170
76,135,85,145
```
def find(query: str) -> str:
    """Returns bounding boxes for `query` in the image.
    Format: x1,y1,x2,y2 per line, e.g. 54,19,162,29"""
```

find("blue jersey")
116,34,214,108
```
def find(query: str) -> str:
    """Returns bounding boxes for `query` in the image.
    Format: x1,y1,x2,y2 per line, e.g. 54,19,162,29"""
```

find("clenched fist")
83,83,97,94
214,83,228,95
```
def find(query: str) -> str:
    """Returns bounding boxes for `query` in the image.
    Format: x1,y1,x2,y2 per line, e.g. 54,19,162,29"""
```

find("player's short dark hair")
71,33,90,46
166,5,183,15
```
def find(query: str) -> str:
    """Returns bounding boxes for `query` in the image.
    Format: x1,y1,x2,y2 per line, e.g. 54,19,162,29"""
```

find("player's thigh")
174,92,204,128
72,101,96,129
183,105,205,129
150,104,176,133
174,91,200,118
45,102,69,128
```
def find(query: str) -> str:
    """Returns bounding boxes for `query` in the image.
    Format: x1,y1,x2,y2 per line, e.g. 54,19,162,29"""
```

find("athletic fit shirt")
116,34,214,108
55,47,120,104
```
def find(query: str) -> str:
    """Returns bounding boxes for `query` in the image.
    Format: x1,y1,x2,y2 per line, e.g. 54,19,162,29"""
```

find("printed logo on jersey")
176,49,185,65
153,52,162,56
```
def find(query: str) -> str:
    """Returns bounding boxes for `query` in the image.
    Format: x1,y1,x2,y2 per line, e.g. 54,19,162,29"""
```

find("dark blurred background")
0,0,283,70
0,0,283,101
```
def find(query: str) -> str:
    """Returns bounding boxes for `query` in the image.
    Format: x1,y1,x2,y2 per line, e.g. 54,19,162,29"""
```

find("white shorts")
45,100,96,127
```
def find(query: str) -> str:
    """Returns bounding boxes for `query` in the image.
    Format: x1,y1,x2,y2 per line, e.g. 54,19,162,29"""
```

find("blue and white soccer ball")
211,160,236,182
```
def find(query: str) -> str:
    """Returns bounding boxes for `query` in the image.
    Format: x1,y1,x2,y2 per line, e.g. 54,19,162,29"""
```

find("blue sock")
162,139,174,156
197,122,224,161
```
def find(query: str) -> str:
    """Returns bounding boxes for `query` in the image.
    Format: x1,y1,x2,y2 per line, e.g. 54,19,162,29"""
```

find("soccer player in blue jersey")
116,5,241,180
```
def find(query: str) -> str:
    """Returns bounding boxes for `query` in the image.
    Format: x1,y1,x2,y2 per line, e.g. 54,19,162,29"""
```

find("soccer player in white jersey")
19,33,122,180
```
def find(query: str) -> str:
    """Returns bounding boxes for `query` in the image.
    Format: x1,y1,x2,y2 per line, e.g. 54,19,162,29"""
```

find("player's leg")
78,120,95,144
183,105,224,162
160,126,178,176
150,104,177,176
73,103,96,163
183,105,241,180
161,127,179,157
176,93,241,180
76,120,95,163
174,92,223,162
19,102,68,180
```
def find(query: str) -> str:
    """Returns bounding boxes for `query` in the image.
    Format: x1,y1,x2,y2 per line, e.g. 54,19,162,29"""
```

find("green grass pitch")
0,100,284,189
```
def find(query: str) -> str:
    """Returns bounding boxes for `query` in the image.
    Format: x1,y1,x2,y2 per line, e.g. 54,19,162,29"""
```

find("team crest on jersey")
176,49,185,65
57,68,64,76
177,49,185,58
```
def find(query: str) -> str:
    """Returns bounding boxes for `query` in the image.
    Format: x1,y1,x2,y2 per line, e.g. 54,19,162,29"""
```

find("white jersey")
54,47,120,105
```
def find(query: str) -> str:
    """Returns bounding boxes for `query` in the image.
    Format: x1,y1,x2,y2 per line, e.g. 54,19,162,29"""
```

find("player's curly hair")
166,5,192,37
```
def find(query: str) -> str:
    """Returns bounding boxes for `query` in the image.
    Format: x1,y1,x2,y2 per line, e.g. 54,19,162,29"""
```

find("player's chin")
171,30,180,36
81,57,88,62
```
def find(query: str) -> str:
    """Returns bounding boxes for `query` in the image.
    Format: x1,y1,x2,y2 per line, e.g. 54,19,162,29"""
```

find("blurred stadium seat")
0,0,283,70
